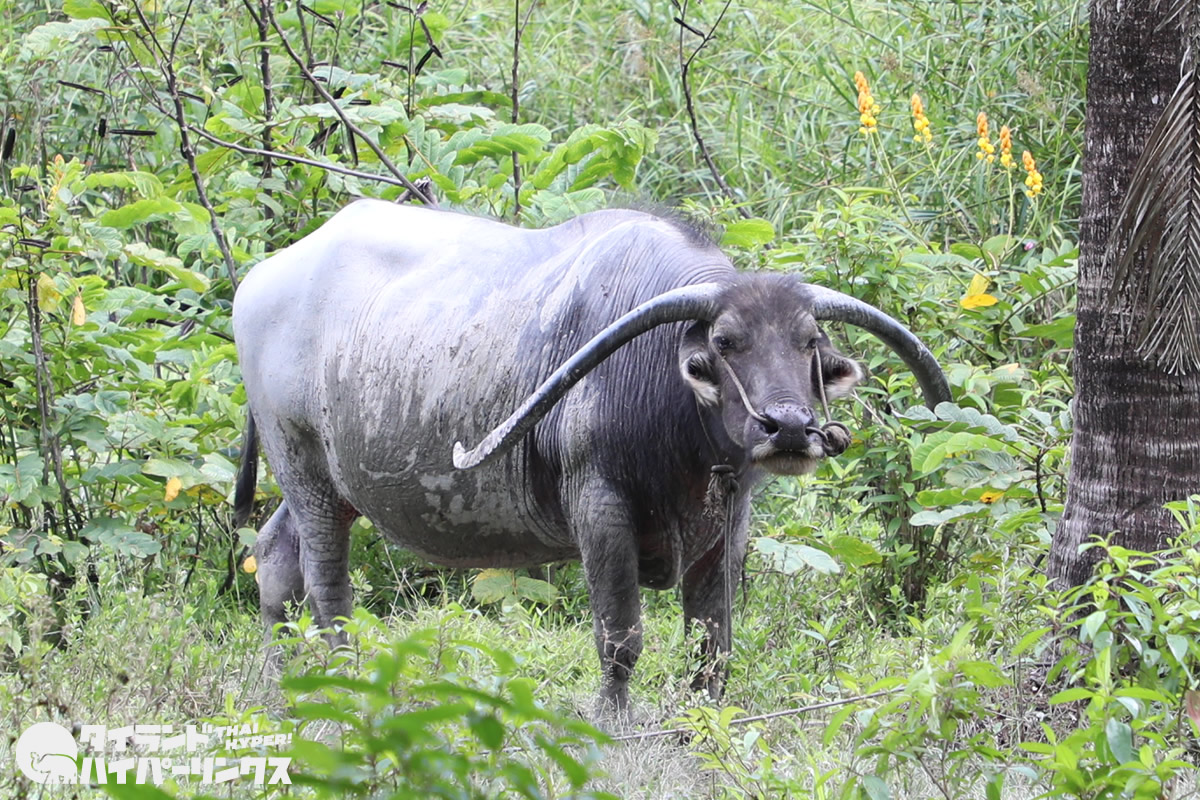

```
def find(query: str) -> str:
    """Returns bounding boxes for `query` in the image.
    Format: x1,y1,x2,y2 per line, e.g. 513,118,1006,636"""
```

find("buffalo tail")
233,412,258,529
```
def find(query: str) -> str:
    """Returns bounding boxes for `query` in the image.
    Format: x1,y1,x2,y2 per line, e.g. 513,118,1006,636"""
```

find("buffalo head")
678,276,863,475
453,273,949,471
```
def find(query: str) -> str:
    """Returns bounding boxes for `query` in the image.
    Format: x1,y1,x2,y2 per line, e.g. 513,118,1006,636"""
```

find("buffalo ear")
815,337,864,400
679,322,719,406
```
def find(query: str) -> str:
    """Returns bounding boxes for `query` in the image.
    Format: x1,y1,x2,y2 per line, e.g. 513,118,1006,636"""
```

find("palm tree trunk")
1051,0,1200,588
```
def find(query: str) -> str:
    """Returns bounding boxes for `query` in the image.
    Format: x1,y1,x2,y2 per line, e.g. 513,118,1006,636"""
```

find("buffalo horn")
802,284,951,410
453,282,724,469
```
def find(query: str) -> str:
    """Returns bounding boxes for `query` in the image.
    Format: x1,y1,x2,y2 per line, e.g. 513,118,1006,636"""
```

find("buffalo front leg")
294,497,357,644
574,485,643,716
681,510,749,700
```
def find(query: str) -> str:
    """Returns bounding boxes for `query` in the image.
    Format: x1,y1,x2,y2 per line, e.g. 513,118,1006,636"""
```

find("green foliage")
472,568,560,608
271,609,614,799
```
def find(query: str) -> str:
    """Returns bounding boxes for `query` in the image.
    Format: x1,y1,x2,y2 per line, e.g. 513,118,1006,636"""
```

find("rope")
716,354,770,424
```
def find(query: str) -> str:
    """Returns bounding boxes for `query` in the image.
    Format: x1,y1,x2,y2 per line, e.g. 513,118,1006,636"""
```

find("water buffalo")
232,199,949,711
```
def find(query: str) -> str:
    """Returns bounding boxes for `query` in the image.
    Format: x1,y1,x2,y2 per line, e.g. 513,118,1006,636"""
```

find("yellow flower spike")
854,71,880,135
1022,150,1043,197
998,125,1015,168
975,112,996,162
910,93,932,144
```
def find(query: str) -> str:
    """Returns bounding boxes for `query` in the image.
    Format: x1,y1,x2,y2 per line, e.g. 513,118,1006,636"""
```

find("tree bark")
1052,1,1200,587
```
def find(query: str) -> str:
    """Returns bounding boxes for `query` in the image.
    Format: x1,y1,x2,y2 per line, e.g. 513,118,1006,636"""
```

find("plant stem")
266,2,437,207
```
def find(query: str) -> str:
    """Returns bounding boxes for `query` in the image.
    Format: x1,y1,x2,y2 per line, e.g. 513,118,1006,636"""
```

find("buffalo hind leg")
681,514,748,700
256,502,305,641
574,484,643,718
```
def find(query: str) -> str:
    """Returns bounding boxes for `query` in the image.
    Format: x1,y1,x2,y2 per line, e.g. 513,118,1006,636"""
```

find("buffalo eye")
712,335,735,354
806,337,819,351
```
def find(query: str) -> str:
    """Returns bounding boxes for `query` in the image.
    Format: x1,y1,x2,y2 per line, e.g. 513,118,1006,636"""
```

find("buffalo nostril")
757,414,781,435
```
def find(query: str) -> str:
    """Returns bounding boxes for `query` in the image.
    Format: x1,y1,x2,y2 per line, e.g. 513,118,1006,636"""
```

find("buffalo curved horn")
453,283,724,470
802,284,951,410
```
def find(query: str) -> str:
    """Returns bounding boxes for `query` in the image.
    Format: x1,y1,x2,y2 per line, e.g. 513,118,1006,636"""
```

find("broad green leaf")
1024,315,1076,348
514,576,558,605
1081,609,1107,640
472,568,515,605
752,537,841,574
1105,718,1134,764
100,197,183,229
20,18,106,59
862,775,891,800
721,218,776,248
910,504,983,527
36,273,62,311
959,660,1009,688
123,242,210,292
63,0,109,20
829,535,882,567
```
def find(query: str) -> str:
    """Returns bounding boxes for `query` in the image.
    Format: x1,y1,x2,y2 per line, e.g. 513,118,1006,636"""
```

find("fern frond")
1107,54,1200,374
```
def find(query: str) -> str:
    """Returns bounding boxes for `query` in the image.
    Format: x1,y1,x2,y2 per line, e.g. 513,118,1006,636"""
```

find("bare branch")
511,0,538,221
129,0,240,289
186,124,420,191
266,2,437,206
676,0,751,220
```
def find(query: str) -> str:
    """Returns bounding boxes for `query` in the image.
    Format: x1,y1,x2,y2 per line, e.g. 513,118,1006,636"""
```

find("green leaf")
123,242,211,292
985,772,1004,800
472,568,515,605
1049,687,1094,705
829,535,882,567
862,775,891,800
1105,718,1134,764
1023,315,1076,348
1081,609,1107,641
514,576,558,605
20,18,106,59
721,218,776,248
63,0,109,20
84,170,163,197
959,660,1010,688
910,504,983,527
752,537,841,574
100,197,184,229
1012,626,1051,657
982,234,1015,258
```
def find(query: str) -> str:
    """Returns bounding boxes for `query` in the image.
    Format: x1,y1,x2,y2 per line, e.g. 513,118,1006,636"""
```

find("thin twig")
265,2,437,206
606,688,901,743
186,124,416,191
511,0,537,221
241,0,276,197
676,0,750,220
25,276,82,539
129,0,241,289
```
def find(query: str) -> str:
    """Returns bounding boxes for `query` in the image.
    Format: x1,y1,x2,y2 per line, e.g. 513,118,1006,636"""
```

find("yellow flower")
1022,150,1043,198
854,71,881,135
911,93,932,144
999,125,1014,169
960,272,998,309
975,111,995,163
